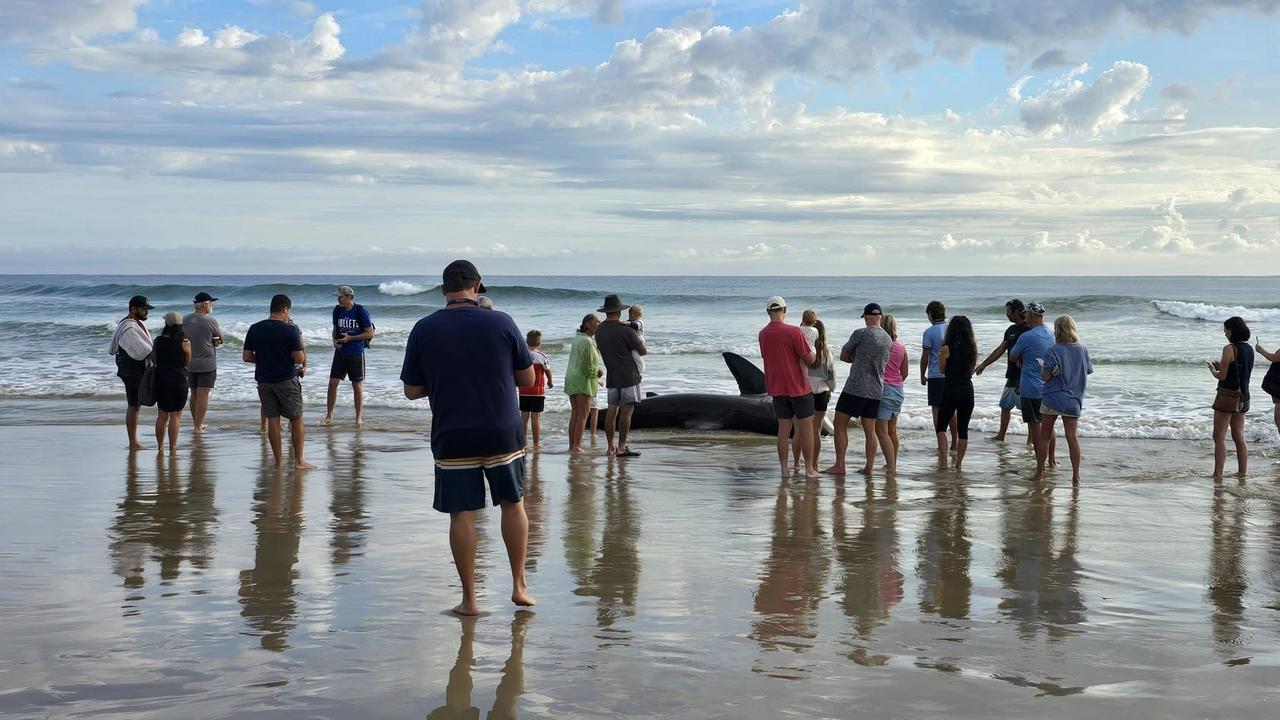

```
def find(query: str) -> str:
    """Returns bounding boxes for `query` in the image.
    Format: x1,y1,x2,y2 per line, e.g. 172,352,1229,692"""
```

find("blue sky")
1,1,1278,274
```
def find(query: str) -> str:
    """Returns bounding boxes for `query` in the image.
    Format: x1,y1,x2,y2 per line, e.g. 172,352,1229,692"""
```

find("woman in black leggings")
936,316,977,470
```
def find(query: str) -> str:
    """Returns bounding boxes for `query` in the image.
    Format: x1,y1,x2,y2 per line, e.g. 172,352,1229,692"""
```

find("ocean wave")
378,280,433,296
1153,300,1280,323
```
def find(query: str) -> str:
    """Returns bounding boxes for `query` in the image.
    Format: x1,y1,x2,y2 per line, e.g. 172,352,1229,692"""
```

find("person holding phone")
184,291,223,433
1208,316,1253,481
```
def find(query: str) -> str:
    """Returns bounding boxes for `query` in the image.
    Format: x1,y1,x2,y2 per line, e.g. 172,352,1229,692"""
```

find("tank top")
882,341,907,387
1218,341,1254,402
154,334,188,373
944,342,974,384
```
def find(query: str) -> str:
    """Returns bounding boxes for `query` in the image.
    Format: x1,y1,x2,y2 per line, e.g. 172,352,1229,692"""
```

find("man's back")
594,319,642,388
922,322,947,378
184,312,222,373
244,319,301,384
758,322,811,397
1011,324,1054,399
401,306,532,459
842,326,892,399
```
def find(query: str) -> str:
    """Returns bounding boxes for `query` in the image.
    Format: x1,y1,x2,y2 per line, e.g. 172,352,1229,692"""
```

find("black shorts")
434,452,526,514
189,370,217,389
121,375,142,407
772,394,815,420
835,392,881,419
330,353,366,382
813,391,831,412
927,378,946,406
519,395,546,413
1020,397,1043,424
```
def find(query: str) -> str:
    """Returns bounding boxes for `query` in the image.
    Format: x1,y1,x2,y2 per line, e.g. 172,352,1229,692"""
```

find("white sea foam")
378,280,431,297
1153,300,1280,323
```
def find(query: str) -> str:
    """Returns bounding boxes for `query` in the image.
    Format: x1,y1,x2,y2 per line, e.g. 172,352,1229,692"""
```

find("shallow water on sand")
3,422,1280,719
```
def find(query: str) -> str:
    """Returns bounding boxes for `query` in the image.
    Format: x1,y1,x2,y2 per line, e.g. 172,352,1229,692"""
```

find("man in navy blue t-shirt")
323,285,375,427
401,260,536,617
243,294,314,470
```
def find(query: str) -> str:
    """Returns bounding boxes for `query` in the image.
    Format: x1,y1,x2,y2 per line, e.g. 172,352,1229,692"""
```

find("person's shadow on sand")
426,613,531,720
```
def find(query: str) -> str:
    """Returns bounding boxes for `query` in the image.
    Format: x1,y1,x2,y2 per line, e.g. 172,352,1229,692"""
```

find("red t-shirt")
758,322,812,398
518,349,550,397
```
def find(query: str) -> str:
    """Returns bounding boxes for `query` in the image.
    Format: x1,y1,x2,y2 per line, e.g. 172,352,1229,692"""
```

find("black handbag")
137,360,157,407
1263,362,1280,399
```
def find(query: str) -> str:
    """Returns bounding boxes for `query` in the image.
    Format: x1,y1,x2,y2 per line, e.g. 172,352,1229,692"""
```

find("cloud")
0,0,147,43
418,0,523,67
1019,61,1150,136
1160,82,1196,100
1228,186,1258,210
1030,48,1075,71
1130,197,1194,252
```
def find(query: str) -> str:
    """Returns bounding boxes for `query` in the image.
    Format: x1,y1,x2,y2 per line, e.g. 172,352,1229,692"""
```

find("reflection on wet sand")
563,457,641,643
426,613,531,720
1208,484,1248,657
523,452,545,573
996,483,1086,642
751,478,830,667
109,448,218,599
238,470,305,651
916,478,972,621
831,477,903,666
326,434,370,568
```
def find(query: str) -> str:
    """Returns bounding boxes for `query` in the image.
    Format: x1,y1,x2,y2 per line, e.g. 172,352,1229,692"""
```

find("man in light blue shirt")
1009,302,1054,463
919,300,952,448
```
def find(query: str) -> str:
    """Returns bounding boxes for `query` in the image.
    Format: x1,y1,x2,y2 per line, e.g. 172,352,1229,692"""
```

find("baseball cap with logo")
1026,302,1046,316
335,285,355,297
861,302,883,317
766,296,787,311
193,291,218,303
442,259,487,293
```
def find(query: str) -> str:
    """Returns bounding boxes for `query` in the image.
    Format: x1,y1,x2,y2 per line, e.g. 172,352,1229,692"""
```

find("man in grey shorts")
243,294,314,469
593,294,647,457
184,291,223,433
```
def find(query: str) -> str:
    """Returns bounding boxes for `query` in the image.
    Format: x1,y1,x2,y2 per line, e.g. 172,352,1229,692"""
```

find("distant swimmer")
183,291,223,433
153,311,192,455
975,299,1029,445
323,285,375,427
935,315,977,471
401,260,536,616
1036,315,1093,484
243,294,314,470
110,295,154,450
758,296,818,479
824,303,892,476
1209,316,1253,481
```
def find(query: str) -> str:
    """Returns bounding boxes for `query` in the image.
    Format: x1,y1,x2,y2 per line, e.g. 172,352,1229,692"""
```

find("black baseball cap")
861,302,883,317
193,291,218,303
129,295,155,310
442,259,487,293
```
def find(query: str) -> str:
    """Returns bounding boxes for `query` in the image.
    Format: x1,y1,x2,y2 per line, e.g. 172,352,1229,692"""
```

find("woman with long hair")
875,314,909,471
153,311,192,455
795,309,835,468
1209,316,1254,481
1036,315,1093,483
935,315,977,470
565,313,602,454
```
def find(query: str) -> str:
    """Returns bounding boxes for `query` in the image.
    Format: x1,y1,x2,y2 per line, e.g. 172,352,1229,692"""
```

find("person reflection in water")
1208,485,1248,657
832,476,903,666
916,478,971,621
426,614,531,720
996,483,1086,641
561,456,641,640
751,478,831,655
238,470,305,651
327,435,369,567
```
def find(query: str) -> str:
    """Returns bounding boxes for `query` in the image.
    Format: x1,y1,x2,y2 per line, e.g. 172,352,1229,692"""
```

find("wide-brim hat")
597,294,630,313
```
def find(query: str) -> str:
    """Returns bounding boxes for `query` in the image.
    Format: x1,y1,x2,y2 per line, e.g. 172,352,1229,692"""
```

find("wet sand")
3,416,1280,719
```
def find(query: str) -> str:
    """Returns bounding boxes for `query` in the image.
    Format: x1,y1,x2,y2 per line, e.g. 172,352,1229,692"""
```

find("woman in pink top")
875,314,909,472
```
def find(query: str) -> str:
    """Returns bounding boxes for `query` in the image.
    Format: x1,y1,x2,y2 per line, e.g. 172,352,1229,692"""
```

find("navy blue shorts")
434,450,526,514
927,378,945,406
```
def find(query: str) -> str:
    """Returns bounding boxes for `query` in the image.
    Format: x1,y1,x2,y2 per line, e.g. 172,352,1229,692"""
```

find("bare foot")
319,416,333,427
805,467,821,480
452,601,481,617
193,425,205,434
780,467,791,479
294,459,317,470
355,418,364,427
1071,474,1080,485
990,435,1005,442
606,446,617,456
883,464,896,473
1033,471,1045,481
857,465,873,476
129,442,145,451
168,447,177,456
512,587,536,607
820,465,846,476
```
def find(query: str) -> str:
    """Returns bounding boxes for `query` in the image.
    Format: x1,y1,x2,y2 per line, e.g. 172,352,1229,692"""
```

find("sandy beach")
3,400,1280,719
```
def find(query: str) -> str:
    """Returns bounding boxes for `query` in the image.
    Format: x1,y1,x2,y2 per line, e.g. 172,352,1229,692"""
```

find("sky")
1,0,1278,275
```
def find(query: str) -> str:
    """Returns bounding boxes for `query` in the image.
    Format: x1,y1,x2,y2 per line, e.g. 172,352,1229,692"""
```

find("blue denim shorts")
876,384,905,421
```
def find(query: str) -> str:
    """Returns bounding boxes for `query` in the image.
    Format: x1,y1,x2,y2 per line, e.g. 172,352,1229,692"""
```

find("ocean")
3,274,1278,444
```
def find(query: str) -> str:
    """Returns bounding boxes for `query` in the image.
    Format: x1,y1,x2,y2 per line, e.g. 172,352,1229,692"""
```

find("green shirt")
564,332,601,396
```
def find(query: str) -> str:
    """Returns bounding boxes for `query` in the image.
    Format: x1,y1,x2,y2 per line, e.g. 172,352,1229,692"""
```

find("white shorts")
607,384,642,406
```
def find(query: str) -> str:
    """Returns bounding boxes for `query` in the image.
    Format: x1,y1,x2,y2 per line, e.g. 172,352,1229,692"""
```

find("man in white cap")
758,296,818,478
323,285,375,426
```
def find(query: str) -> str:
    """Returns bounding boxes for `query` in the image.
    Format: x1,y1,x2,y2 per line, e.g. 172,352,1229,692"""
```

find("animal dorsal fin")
723,352,767,395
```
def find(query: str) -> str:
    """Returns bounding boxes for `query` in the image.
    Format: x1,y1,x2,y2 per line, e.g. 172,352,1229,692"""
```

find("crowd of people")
109,260,1280,613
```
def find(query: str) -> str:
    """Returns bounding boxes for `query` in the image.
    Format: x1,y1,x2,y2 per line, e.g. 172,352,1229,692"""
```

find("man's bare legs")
858,417,879,475
795,415,819,478
322,378,339,425
126,405,144,450
531,412,542,447
874,418,897,472
500,500,535,607
449,510,481,616
190,386,212,433
289,416,314,469
617,404,637,454
353,381,364,426
993,407,1012,441
266,416,284,466
604,405,620,454
822,412,851,475
776,418,795,477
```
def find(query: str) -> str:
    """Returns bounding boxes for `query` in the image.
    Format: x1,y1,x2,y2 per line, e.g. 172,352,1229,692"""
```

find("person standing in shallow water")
758,296,818,479
153,312,192,455
935,315,977,471
401,259,536,616
1209,316,1254,481
875,314,909,472
976,299,1029,445
243,294,314,470
323,285,375,427
823,303,892,476
183,291,222,434
565,314,602,454
109,294,155,450
1035,315,1092,483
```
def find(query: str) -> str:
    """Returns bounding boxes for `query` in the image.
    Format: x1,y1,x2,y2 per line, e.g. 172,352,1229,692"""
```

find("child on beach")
520,330,553,448
628,305,646,376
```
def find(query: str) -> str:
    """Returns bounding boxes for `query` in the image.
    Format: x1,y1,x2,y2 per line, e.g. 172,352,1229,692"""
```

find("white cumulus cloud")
1019,60,1150,136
